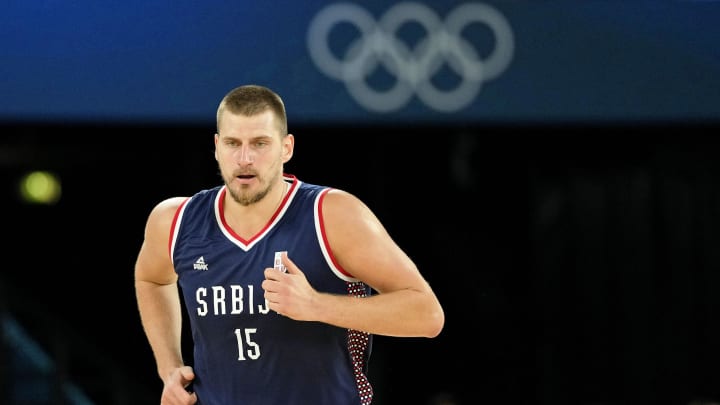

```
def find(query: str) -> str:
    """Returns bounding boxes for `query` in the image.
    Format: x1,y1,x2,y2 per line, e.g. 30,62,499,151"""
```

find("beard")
228,183,270,206
223,168,281,207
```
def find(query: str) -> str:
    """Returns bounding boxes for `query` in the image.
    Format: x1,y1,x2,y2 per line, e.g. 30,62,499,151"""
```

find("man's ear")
283,134,295,163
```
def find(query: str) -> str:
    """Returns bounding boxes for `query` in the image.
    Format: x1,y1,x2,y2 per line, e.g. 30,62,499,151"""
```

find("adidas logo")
193,256,209,271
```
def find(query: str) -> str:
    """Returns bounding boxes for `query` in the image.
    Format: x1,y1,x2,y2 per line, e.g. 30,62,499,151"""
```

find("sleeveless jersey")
170,174,374,405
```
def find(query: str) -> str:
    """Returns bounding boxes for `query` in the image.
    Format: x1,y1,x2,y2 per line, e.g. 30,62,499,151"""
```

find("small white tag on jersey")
274,251,287,272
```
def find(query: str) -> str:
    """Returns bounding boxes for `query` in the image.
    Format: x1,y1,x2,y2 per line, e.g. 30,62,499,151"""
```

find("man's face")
214,110,285,206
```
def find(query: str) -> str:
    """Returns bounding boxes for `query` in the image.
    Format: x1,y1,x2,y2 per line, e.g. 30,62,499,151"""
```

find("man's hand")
262,252,318,321
161,366,198,405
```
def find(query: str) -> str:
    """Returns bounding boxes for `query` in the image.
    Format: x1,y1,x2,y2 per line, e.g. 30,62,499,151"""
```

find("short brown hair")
216,84,287,136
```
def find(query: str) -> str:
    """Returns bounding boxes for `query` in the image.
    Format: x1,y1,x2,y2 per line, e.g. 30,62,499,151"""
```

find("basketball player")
134,84,445,404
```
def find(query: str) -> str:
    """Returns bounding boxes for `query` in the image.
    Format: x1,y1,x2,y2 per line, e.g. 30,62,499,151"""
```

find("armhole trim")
316,188,358,282
169,197,190,264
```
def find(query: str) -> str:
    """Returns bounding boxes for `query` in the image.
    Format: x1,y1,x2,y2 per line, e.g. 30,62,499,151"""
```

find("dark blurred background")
2,1,720,405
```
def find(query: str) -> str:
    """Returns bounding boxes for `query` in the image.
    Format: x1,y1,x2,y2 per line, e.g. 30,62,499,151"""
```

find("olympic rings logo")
306,2,514,113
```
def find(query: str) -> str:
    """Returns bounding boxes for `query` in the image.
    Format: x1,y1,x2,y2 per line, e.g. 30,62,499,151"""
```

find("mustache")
232,171,257,177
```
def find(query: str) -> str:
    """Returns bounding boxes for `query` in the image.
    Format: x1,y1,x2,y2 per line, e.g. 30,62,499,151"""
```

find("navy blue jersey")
170,174,374,405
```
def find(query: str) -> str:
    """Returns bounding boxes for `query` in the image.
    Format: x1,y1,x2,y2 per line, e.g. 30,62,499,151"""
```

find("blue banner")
1,1,719,125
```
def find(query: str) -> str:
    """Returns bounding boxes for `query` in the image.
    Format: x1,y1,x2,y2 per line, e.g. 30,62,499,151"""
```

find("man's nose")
236,145,254,163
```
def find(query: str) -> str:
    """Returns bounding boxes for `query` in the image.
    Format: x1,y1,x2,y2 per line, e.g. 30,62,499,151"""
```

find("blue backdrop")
2,0,719,126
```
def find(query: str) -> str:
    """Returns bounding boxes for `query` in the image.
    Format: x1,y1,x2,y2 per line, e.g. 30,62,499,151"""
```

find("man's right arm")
134,197,188,381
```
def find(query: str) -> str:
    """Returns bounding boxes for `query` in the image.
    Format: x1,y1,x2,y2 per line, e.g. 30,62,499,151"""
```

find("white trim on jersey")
315,188,361,283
